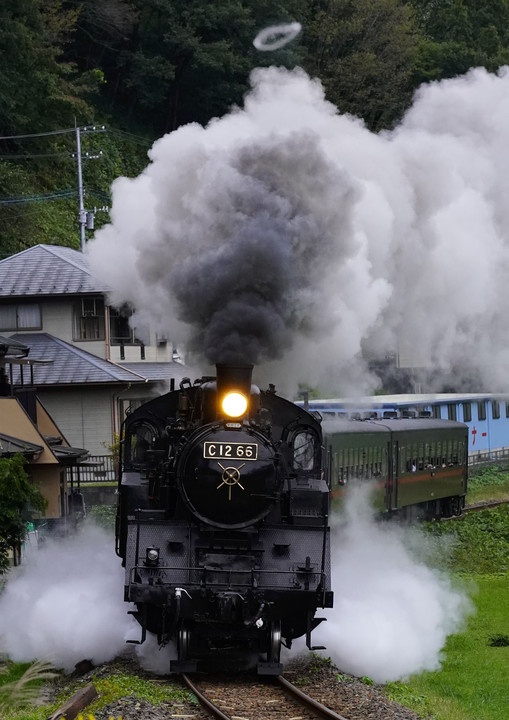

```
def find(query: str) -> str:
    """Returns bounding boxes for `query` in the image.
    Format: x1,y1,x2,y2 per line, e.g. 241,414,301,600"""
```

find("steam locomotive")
115,363,333,674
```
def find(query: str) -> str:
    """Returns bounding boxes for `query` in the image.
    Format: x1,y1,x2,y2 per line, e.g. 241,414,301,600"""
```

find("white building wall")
40,301,74,342
37,387,115,456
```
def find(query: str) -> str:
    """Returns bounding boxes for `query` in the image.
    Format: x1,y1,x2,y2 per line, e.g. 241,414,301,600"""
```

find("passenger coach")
299,393,509,463
322,417,468,520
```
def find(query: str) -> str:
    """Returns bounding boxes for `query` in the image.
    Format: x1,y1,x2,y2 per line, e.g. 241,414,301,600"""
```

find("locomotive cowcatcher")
115,363,333,674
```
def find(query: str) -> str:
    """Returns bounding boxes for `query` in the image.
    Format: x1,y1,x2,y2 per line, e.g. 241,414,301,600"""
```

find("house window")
73,298,105,340
109,305,136,345
462,403,472,422
0,303,41,330
477,401,486,421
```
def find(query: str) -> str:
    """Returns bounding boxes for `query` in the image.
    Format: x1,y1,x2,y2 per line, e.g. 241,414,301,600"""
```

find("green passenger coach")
323,418,468,520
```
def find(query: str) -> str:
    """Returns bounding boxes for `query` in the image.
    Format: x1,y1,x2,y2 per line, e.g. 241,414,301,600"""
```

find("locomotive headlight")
222,391,248,418
145,546,160,567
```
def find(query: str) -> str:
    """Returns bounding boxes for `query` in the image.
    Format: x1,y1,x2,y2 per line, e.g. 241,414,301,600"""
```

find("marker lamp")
145,546,160,566
222,391,248,418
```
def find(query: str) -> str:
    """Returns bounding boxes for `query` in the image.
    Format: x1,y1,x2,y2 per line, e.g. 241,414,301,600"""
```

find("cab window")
292,429,318,471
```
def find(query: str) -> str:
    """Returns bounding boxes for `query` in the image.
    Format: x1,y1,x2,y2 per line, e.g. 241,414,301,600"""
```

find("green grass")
423,505,509,574
1,664,196,720
385,503,509,720
0,661,56,718
387,575,509,720
466,465,509,504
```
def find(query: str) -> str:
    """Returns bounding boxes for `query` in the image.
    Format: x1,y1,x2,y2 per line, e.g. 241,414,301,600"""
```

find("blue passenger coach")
298,393,509,462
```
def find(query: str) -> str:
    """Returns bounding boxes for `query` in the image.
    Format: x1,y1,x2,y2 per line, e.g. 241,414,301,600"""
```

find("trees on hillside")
2,1,509,256
303,0,418,130
0,0,95,136
70,0,308,133
412,0,509,83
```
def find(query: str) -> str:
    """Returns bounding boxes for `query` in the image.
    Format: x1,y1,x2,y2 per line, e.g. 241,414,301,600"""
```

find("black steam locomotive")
115,364,333,674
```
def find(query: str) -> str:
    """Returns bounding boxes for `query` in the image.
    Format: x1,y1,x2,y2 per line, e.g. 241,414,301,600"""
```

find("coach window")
400,447,406,473
477,401,487,421
492,400,500,419
433,405,441,419
430,441,437,467
451,440,458,465
463,403,472,422
447,404,457,421
292,430,317,471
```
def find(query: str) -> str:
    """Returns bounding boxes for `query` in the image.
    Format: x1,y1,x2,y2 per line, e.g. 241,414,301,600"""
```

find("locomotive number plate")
203,441,258,460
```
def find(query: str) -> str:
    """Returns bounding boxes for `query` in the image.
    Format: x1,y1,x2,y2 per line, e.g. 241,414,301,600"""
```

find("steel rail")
278,674,350,720
181,673,232,720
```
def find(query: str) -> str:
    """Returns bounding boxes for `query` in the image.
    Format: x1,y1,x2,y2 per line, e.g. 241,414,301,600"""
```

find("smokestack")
216,363,253,398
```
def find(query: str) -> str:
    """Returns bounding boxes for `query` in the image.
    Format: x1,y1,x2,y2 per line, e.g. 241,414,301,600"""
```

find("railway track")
182,672,350,720
438,497,508,522
463,498,509,513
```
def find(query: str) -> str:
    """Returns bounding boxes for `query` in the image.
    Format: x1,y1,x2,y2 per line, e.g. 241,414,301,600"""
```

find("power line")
0,125,103,141
0,190,77,206
0,152,72,159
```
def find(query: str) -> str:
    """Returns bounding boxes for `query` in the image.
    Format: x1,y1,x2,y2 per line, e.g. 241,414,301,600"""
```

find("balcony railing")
77,454,116,483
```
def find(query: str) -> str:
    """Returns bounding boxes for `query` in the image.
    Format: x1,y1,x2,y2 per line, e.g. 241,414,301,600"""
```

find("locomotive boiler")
115,363,333,674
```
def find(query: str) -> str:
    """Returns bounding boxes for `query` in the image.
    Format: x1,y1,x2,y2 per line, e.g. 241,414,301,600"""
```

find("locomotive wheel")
177,623,191,661
268,620,282,663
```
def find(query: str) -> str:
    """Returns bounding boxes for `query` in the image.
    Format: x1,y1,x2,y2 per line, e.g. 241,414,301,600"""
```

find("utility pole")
74,125,105,252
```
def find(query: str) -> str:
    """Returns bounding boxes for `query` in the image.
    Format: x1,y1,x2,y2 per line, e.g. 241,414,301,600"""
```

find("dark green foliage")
423,506,509,574
411,0,509,83
468,465,509,487
2,1,509,255
71,0,308,133
304,0,418,130
0,0,91,135
0,454,47,573
488,633,509,647
87,504,116,532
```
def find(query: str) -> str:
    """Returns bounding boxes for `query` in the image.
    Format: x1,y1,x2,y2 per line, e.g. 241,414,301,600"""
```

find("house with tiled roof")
0,337,91,551
0,245,188,455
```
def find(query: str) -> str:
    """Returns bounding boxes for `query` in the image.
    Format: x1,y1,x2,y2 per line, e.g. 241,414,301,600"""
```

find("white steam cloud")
87,64,509,395
0,525,135,672
293,488,473,682
0,505,472,682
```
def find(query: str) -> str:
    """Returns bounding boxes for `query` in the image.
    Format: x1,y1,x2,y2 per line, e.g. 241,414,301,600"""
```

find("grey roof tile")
0,432,44,458
0,245,110,297
8,333,147,386
120,362,194,383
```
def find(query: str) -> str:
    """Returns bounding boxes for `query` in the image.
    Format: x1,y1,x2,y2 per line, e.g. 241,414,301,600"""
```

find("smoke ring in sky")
253,22,302,51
